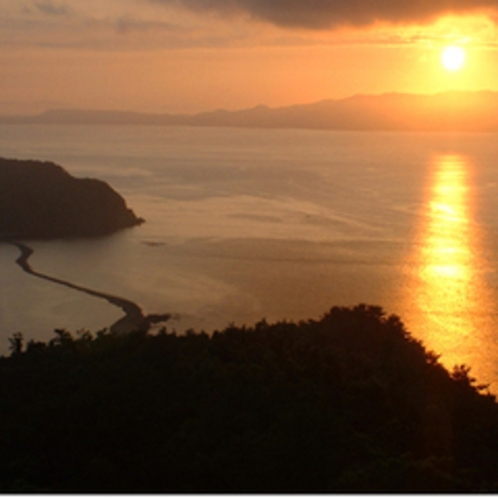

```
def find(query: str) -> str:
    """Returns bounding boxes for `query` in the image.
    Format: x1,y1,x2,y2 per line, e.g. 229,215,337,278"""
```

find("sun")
441,46,466,72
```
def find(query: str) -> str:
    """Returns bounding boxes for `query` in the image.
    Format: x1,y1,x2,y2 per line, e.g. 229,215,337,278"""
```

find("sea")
1,124,498,389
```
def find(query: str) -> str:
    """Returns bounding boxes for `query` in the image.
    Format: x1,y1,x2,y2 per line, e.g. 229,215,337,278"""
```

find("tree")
8,332,23,355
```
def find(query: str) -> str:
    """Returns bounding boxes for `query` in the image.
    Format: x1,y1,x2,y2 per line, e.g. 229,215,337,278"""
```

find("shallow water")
1,125,498,388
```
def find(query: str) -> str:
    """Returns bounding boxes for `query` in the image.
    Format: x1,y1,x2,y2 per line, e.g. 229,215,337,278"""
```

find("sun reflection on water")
420,157,473,294
403,154,498,389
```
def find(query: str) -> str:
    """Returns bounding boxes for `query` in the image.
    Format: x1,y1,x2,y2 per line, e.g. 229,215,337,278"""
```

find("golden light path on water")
403,154,498,390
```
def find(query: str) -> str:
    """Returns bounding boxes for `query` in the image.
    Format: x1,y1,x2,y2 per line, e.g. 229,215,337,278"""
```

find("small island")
0,157,143,239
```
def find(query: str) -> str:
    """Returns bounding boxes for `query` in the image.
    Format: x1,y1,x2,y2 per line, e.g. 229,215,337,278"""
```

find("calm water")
1,124,498,387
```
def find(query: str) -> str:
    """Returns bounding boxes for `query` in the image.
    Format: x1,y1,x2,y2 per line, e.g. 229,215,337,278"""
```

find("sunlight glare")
441,46,466,71
401,155,498,389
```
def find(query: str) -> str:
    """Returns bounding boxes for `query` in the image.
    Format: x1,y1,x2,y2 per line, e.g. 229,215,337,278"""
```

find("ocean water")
1,124,498,387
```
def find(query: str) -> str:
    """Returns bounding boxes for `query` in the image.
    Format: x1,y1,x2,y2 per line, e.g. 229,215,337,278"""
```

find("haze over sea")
1,124,498,388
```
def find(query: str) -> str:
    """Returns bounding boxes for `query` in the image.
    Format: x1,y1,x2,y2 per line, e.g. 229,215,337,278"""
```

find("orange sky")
2,1,498,114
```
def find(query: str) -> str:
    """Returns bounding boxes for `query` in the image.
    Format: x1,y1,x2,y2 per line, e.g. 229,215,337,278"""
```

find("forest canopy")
2,304,498,492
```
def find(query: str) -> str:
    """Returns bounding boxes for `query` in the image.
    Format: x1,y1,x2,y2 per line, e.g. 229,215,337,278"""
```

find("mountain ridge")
2,90,498,131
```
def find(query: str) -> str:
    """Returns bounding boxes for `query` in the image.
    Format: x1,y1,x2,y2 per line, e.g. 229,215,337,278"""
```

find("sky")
2,0,498,114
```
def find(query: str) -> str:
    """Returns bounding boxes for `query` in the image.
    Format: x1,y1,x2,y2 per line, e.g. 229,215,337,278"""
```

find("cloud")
34,1,72,17
150,0,498,29
113,17,179,35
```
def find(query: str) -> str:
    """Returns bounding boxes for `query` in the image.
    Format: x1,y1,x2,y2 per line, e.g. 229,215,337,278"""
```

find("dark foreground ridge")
2,304,498,492
0,157,143,239
11,242,170,334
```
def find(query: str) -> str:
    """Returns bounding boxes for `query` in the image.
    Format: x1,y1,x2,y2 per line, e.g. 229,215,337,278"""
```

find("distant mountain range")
2,91,498,132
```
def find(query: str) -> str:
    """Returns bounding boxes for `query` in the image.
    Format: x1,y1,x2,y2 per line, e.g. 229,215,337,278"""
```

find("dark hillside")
1,305,498,492
0,157,143,239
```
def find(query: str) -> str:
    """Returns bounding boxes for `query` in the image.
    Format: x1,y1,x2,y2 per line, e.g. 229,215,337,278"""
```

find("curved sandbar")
0,157,171,334
11,241,171,334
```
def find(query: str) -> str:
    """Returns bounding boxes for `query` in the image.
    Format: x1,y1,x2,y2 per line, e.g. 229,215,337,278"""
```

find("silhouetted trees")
0,304,497,492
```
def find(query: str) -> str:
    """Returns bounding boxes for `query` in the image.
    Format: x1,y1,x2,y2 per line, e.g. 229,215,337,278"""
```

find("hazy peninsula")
3,91,498,132
0,157,143,239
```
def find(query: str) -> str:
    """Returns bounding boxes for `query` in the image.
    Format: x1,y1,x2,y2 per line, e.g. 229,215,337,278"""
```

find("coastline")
9,241,171,335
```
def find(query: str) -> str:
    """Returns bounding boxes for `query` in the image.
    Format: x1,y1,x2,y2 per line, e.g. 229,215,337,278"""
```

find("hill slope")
2,305,498,492
0,157,143,239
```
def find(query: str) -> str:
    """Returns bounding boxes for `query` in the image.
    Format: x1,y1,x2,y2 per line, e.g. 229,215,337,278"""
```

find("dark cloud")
114,18,179,35
151,0,498,28
34,1,72,17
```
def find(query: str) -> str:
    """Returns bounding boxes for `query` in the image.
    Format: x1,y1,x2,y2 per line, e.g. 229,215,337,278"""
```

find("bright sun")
441,46,466,72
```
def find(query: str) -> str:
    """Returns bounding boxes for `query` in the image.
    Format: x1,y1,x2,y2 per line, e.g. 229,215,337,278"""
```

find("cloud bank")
151,0,498,29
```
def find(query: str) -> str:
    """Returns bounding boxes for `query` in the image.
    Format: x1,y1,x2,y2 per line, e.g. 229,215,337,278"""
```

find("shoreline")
9,241,171,334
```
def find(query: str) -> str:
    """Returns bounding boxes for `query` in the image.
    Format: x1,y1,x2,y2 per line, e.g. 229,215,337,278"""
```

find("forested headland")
0,157,143,239
2,304,498,492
